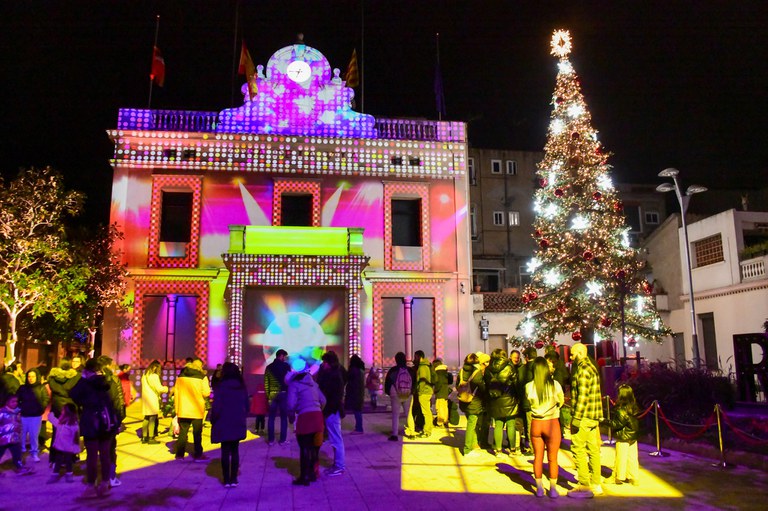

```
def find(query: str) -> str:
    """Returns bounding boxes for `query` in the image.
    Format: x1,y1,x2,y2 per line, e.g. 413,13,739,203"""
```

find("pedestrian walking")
384,352,413,441
526,357,564,498
141,360,168,444
286,367,326,486
265,349,291,445
316,351,346,476
173,357,211,462
365,366,381,410
46,403,80,483
432,358,452,428
345,355,365,434
0,394,31,475
484,349,519,457
609,384,640,486
405,350,434,438
457,352,485,457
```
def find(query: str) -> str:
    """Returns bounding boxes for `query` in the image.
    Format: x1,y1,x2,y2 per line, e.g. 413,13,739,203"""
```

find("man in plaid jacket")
567,342,604,499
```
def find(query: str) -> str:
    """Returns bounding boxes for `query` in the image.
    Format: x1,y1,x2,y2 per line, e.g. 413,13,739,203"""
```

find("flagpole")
360,0,365,113
436,32,441,121
148,15,160,109
230,0,240,107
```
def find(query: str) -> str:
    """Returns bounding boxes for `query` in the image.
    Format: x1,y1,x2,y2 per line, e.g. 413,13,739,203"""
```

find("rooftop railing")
740,254,767,282
115,109,466,142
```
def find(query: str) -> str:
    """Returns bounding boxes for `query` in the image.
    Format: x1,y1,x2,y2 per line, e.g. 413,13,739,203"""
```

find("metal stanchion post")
649,400,669,457
712,404,730,469
605,396,614,445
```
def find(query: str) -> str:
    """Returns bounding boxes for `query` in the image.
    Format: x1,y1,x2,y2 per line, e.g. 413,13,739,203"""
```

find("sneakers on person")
549,486,559,498
96,482,111,497
278,440,288,446
324,467,344,477
193,455,210,464
147,438,161,445
31,454,41,463
46,474,61,484
15,466,32,476
230,480,239,487
224,483,232,488
592,484,604,496
267,440,275,446
175,456,185,462
567,485,594,499
110,476,122,487
388,435,398,441
81,485,98,499
350,430,364,435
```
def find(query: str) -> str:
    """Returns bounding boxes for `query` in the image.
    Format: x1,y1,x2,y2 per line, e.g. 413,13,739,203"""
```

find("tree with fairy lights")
512,30,670,354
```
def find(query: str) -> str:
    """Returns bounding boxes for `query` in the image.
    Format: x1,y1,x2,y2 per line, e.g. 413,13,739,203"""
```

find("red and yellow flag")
344,49,359,88
238,40,258,100
151,46,165,87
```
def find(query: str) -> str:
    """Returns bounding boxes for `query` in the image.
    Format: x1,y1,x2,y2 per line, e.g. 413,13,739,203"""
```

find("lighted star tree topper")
512,30,670,351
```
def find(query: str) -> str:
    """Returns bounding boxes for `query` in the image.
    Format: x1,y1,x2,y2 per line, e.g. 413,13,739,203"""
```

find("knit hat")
475,352,490,365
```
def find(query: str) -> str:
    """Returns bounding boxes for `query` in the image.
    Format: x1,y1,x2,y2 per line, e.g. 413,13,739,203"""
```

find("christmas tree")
513,30,670,352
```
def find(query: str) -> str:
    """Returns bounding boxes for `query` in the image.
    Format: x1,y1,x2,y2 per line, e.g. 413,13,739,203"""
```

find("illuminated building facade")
103,42,472,378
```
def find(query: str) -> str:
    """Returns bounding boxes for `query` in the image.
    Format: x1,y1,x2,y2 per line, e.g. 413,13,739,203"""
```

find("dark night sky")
2,1,767,224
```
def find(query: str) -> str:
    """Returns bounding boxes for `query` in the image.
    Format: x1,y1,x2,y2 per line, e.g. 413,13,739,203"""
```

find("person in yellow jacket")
173,357,211,462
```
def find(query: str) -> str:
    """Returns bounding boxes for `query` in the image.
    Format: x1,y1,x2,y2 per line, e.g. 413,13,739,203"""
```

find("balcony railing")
115,109,466,142
474,292,524,312
740,254,768,281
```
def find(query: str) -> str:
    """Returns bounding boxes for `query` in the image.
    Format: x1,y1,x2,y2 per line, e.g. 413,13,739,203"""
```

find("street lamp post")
656,168,708,368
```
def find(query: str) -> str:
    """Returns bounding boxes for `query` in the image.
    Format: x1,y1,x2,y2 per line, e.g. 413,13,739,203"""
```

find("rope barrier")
636,401,655,419
656,404,717,440
719,408,768,446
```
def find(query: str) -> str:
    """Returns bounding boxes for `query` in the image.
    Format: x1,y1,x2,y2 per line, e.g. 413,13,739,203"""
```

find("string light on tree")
509,29,671,350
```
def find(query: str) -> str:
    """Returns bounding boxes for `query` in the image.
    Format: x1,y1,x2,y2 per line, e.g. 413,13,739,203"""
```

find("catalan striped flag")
238,40,258,100
344,49,359,88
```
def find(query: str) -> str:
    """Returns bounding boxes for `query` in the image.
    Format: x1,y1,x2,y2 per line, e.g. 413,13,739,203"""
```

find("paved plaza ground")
2,402,767,511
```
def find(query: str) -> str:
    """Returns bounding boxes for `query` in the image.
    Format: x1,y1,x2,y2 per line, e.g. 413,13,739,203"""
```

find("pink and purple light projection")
218,43,376,138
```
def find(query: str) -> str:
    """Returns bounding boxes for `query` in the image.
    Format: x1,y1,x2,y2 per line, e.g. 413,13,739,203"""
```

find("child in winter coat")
0,394,31,474
47,403,81,483
610,384,641,486
432,358,453,428
365,366,382,410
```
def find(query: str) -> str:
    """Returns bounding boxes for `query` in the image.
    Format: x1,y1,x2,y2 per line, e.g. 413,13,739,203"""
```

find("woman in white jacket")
286,368,325,486
140,361,168,444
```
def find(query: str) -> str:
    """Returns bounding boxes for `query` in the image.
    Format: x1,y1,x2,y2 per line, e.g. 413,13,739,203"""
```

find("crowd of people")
0,342,641,499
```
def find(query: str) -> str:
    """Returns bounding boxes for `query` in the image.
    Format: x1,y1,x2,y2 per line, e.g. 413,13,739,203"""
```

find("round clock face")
286,60,311,83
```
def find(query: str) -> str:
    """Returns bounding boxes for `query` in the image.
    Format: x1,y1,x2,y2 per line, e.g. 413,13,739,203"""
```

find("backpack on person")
456,369,480,403
394,367,413,399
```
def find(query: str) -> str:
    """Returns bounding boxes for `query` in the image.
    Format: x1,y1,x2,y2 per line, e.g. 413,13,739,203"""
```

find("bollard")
649,400,669,457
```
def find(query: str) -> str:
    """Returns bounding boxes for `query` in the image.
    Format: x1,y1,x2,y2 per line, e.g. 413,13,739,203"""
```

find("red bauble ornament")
615,270,626,280
539,239,550,249
571,331,582,341
557,301,567,314
539,178,548,187
571,132,580,140
583,250,594,261
592,191,602,201
534,340,545,350
627,337,637,347
614,200,624,212
522,294,530,304
600,317,612,328
555,96,564,105
642,281,654,294
554,188,564,197
529,291,538,300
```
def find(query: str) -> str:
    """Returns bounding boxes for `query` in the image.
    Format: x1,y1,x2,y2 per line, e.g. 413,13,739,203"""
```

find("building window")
624,205,642,233
468,157,477,186
392,199,422,246
508,211,520,226
645,211,660,224
506,160,517,175
491,159,502,174
160,191,193,242
470,204,478,241
493,211,504,226
280,194,313,226
693,234,724,268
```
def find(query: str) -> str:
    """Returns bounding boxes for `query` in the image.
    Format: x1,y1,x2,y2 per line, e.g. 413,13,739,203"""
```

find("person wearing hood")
484,349,519,457
405,350,434,438
210,362,248,488
173,357,211,462
432,358,453,428
286,365,326,486
18,368,49,462
70,358,119,498
458,352,486,457
47,357,81,462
